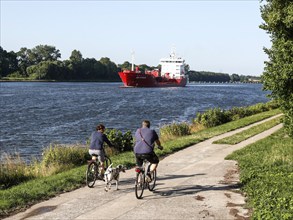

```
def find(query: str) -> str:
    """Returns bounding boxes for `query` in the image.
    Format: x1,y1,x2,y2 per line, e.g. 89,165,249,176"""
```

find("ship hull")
118,71,187,87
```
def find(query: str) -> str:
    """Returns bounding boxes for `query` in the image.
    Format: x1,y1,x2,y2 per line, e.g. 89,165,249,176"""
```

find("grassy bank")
0,108,282,217
226,129,293,220
213,115,283,145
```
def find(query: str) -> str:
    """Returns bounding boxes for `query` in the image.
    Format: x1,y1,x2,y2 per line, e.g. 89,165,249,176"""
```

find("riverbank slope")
4,114,283,220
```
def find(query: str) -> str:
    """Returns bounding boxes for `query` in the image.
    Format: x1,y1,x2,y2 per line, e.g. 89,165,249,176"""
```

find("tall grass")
0,127,133,190
0,153,34,189
0,144,91,190
42,144,89,168
160,122,191,141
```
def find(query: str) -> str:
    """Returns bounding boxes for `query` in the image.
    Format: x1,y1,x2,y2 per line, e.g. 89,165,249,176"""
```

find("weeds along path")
5,115,283,220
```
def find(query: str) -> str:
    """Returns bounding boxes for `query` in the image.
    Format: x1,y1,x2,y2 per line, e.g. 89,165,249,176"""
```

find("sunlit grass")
226,129,293,219
213,116,283,145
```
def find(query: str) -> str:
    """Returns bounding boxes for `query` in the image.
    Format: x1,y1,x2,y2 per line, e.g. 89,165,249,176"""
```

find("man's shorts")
89,149,105,162
135,152,159,167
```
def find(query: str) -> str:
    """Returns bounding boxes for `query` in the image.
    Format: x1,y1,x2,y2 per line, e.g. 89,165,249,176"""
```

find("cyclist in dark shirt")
134,120,163,181
89,124,114,178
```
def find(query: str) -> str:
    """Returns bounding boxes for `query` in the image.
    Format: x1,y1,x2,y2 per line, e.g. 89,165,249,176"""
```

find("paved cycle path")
6,114,283,220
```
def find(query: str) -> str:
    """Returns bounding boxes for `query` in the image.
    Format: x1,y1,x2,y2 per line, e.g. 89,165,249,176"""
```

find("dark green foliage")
194,101,279,128
195,108,231,128
188,70,231,82
0,47,18,78
104,129,133,152
1,44,120,81
187,70,260,83
260,0,293,138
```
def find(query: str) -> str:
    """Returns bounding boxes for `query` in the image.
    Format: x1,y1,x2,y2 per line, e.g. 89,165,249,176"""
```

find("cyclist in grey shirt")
134,120,163,181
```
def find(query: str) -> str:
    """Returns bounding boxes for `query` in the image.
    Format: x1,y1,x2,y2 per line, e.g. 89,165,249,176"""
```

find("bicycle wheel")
104,156,112,169
147,169,157,191
86,162,98,188
135,172,145,199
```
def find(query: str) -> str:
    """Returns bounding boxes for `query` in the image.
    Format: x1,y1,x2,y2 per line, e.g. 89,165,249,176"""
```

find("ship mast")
171,45,176,59
131,50,135,71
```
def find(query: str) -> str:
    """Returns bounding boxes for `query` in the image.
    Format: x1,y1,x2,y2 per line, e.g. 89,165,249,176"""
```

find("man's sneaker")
146,172,152,182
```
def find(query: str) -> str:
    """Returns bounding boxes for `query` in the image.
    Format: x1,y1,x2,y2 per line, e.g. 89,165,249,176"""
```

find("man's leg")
98,153,106,178
149,153,159,172
135,154,144,167
99,162,105,174
150,163,158,172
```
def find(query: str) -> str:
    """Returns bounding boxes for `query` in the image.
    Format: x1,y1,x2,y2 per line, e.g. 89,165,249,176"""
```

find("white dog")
104,164,126,192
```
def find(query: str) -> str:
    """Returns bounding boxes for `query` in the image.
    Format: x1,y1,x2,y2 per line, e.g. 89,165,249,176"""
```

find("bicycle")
134,159,157,199
86,154,112,188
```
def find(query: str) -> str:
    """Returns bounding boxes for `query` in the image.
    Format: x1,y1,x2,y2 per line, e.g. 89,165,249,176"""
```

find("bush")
193,101,280,128
229,107,249,120
194,108,231,128
160,122,191,139
104,129,133,152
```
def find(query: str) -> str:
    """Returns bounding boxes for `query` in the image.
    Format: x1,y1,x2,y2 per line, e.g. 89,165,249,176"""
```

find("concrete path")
6,114,283,220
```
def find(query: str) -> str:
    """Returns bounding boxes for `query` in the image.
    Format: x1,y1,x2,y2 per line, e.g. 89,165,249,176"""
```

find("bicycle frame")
86,155,111,188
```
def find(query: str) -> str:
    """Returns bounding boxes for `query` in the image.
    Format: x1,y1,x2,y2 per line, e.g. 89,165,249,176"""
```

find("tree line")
1,45,259,82
188,71,260,83
0,45,132,81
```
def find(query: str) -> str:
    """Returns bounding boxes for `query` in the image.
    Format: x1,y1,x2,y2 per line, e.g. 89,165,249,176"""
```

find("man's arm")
103,134,114,147
155,139,163,150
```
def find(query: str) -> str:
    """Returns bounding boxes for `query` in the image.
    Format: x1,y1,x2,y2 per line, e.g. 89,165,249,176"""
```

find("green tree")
260,0,293,137
184,64,190,73
0,47,18,77
81,58,105,80
68,50,83,79
31,45,61,63
230,73,240,82
69,50,83,64
188,71,230,82
119,61,132,70
99,57,119,80
27,61,68,80
17,47,33,76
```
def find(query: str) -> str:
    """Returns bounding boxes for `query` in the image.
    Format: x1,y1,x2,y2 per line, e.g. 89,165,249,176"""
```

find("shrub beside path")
5,115,283,220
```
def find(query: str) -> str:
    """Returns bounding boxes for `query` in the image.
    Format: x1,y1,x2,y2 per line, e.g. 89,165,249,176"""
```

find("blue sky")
1,0,271,76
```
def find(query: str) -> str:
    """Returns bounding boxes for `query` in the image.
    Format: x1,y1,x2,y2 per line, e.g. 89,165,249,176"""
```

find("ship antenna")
131,50,135,71
171,45,176,58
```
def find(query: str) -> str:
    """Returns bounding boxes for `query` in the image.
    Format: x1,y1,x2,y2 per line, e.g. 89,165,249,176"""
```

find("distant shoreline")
0,79,120,83
0,79,261,84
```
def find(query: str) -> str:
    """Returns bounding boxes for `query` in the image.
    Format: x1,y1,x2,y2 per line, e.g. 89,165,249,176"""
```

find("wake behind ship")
118,51,188,87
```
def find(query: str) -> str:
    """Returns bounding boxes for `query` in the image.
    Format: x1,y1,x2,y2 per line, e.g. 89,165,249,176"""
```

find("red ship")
118,51,188,87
